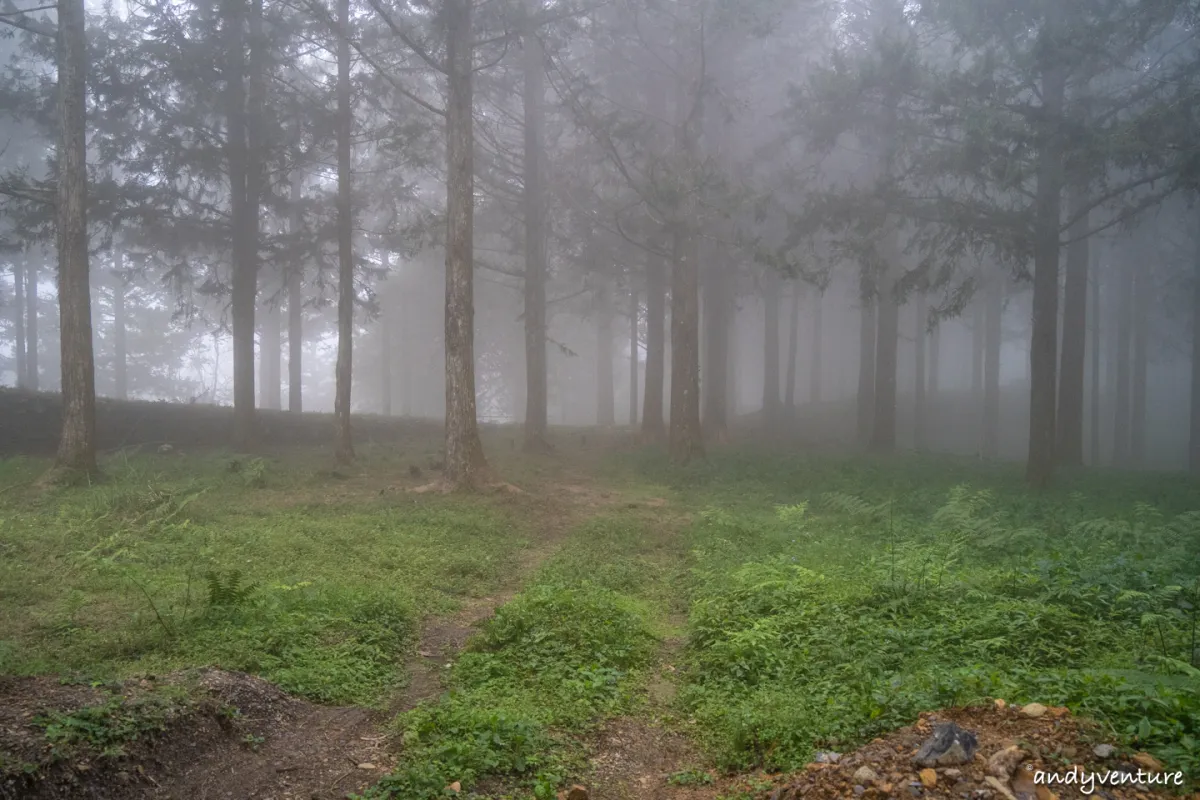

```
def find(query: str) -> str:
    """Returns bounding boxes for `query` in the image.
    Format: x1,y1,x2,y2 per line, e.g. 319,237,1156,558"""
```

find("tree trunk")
702,255,730,442
333,0,354,464
1113,259,1133,466
914,291,926,450
1088,250,1101,466
13,259,26,389
380,254,392,416
809,288,823,405
25,251,38,390
1024,9,1066,489
983,274,1003,458
971,297,983,418
1130,261,1148,467
762,270,781,431
784,280,800,416
870,267,898,452
111,240,128,400
629,285,639,426
443,0,488,487
51,0,96,476
522,13,550,452
928,319,940,397
288,172,303,413
1056,190,1088,467
668,224,704,463
856,267,876,446
595,276,615,426
259,299,281,409
1190,227,1200,473
641,249,667,441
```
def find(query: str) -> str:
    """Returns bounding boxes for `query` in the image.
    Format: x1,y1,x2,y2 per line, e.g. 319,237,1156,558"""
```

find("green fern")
204,570,258,609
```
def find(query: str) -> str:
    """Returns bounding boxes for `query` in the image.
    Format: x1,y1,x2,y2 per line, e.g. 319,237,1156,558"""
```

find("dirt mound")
764,703,1186,800
0,668,389,800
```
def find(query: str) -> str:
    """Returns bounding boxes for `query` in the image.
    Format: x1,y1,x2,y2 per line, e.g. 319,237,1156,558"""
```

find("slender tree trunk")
856,267,876,446
25,252,38,390
1056,190,1088,466
111,240,128,400
702,255,730,442
629,285,639,426
1025,9,1066,488
870,267,898,452
668,224,704,463
1190,227,1200,473
809,288,823,405
443,0,487,487
914,291,927,450
1113,259,1133,466
51,0,96,475
971,297,984,417
1089,251,1101,466
983,275,1003,458
380,253,392,416
522,13,550,452
13,260,26,389
288,172,303,413
595,276,615,426
1130,262,1148,467
784,280,800,416
259,299,281,409
333,0,354,464
928,319,940,397
762,270,781,431
641,249,667,441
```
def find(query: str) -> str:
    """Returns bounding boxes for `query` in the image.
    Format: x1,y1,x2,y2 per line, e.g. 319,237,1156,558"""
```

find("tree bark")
641,249,667,441
522,12,550,451
1024,7,1066,488
1190,228,1200,473
288,172,303,413
928,318,940,397
1088,249,1101,466
333,0,354,464
1113,258,1133,466
13,259,26,389
1130,261,1148,467
914,290,926,450
971,297,984,416
259,299,281,409
668,224,704,463
380,253,392,416
25,251,38,390
443,0,488,487
983,274,1003,458
870,267,898,452
856,267,876,447
111,239,128,400
784,280,800,416
809,288,823,406
1056,189,1088,466
629,285,639,426
52,0,97,476
762,270,781,431
702,255,730,442
595,275,615,426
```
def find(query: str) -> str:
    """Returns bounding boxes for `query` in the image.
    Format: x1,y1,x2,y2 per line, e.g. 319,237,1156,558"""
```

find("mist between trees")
1,0,1199,486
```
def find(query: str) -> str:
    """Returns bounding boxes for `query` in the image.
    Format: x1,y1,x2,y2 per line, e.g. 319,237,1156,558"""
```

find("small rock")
566,786,589,800
914,722,979,767
1132,752,1163,773
1093,744,1116,759
987,746,1026,778
919,768,938,788
944,768,963,780
447,781,461,793
815,751,842,764
994,699,1007,710
357,763,376,770
853,786,866,796
1020,703,1047,718
853,766,880,784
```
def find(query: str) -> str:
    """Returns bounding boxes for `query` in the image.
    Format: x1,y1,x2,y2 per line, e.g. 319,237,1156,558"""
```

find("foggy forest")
2,0,1200,797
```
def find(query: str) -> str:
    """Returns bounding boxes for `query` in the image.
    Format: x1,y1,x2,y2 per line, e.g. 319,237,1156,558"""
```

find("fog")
1,0,1199,480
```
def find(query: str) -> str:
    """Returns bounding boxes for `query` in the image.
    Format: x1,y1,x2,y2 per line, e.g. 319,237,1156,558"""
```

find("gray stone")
853,766,880,784
814,751,842,764
914,722,979,767
1093,744,1116,759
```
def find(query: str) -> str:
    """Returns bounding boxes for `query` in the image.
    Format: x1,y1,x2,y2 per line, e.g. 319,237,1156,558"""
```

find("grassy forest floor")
1,429,1199,799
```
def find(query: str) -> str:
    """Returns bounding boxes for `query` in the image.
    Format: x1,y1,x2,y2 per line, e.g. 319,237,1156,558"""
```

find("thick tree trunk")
1113,259,1133,466
809,288,823,405
522,15,550,452
1130,262,1148,467
914,291,927,450
52,0,96,476
762,270,781,431
13,260,26,388
870,268,898,453
702,256,730,442
595,276,615,426
25,252,38,390
668,225,704,463
288,173,303,413
641,249,667,441
784,280,800,416
111,240,128,400
1056,191,1088,467
629,286,639,426
259,300,281,409
983,275,1003,458
1089,251,1101,465
443,0,488,487
856,267,876,446
1024,11,1066,488
333,0,355,465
